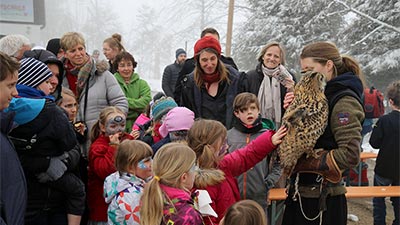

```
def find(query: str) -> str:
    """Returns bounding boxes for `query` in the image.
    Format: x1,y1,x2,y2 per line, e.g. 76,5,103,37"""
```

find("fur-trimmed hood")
194,168,225,189
94,59,109,74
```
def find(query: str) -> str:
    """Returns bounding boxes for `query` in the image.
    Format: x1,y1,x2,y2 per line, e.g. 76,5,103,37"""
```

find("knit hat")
18,57,52,88
46,38,61,56
175,48,186,58
159,107,195,138
194,36,221,58
151,96,178,121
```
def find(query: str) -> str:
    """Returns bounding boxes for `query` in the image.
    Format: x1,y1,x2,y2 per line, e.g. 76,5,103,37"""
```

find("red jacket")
87,133,133,222
195,130,276,225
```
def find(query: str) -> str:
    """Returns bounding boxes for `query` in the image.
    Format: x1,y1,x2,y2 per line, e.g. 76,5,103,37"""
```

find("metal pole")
226,0,234,57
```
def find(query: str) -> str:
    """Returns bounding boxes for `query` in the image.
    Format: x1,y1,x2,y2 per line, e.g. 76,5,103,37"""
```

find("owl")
278,71,329,177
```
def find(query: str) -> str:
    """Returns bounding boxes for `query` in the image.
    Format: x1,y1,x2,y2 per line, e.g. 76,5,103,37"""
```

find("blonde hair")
221,200,267,225
187,119,226,187
60,32,86,52
103,33,125,54
194,48,230,88
90,106,125,142
115,140,153,174
140,143,196,225
57,87,76,107
300,41,366,87
258,41,286,66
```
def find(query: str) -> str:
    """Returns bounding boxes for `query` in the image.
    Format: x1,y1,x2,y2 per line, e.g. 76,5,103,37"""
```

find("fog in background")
6,0,400,92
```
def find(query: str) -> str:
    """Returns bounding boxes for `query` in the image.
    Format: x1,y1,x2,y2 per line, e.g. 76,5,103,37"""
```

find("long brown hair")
187,119,226,187
300,41,366,87
193,48,230,88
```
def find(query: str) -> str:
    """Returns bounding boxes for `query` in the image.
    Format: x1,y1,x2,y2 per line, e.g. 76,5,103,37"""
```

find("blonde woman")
140,143,203,225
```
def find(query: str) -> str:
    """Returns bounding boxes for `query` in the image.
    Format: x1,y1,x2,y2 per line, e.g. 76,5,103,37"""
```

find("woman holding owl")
282,41,366,225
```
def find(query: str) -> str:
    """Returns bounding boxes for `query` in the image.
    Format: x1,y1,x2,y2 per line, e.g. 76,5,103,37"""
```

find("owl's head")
297,71,326,93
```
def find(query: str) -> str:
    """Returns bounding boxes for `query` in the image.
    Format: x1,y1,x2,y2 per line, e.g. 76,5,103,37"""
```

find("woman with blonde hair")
187,119,286,225
140,143,203,225
103,33,125,74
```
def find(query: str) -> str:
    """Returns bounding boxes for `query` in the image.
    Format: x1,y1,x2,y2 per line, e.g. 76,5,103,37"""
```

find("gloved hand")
64,145,81,170
293,150,342,183
45,154,68,181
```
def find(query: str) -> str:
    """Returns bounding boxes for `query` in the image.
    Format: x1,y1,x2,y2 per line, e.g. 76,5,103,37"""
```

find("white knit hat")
18,57,52,88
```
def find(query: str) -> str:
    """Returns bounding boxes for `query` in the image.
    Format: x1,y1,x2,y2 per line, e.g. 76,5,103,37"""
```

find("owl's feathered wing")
277,71,329,177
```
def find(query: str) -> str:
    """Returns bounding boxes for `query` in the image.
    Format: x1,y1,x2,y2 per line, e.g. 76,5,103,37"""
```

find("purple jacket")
161,184,203,225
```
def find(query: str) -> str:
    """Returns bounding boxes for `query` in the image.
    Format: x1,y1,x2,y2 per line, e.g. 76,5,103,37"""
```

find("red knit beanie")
194,36,221,58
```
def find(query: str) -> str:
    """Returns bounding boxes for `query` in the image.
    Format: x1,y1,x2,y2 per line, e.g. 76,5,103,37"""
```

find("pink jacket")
194,130,276,225
132,113,150,131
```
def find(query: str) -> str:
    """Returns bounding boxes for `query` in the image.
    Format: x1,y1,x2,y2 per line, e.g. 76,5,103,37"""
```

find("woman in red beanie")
181,36,246,129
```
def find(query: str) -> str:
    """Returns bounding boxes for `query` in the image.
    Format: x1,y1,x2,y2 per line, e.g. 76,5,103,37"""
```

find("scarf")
76,57,94,99
258,65,282,127
202,72,220,89
233,114,263,134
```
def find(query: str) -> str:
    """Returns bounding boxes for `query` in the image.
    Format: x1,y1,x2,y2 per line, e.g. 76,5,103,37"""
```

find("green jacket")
115,72,151,132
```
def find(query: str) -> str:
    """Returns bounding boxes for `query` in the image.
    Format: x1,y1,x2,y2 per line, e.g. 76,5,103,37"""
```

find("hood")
194,168,225,189
4,97,45,125
114,72,139,85
104,171,145,203
22,49,64,102
160,184,191,201
16,84,55,101
94,59,109,74
325,72,363,99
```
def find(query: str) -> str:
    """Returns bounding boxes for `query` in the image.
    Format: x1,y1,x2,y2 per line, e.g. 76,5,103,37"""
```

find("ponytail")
90,120,101,142
341,55,366,88
140,178,164,225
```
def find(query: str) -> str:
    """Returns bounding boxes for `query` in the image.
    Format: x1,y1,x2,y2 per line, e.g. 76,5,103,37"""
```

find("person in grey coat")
162,48,186,97
60,32,128,157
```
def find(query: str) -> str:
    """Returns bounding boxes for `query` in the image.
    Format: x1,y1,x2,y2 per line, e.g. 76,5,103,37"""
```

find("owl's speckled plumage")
278,71,329,177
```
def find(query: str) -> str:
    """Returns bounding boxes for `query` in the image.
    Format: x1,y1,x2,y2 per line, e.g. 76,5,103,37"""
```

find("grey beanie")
175,48,186,58
18,57,52,88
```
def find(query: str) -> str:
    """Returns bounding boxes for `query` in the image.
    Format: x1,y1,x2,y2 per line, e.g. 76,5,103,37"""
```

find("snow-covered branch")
334,0,400,33
351,25,384,46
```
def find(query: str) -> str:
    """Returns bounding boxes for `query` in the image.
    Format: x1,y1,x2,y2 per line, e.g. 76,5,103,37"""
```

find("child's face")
101,113,126,136
59,94,77,121
37,78,53,96
134,156,153,180
234,103,260,126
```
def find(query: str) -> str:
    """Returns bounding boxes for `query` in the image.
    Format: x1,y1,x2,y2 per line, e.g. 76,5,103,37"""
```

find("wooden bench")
268,186,400,225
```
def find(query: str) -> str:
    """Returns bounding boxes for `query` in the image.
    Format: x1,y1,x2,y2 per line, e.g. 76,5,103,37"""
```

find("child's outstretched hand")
272,126,287,146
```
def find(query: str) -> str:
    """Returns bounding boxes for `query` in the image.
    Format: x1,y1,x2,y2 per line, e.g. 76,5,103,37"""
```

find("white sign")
0,0,34,23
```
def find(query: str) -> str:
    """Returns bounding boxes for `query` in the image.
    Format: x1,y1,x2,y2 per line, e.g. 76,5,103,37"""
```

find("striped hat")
18,57,52,88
